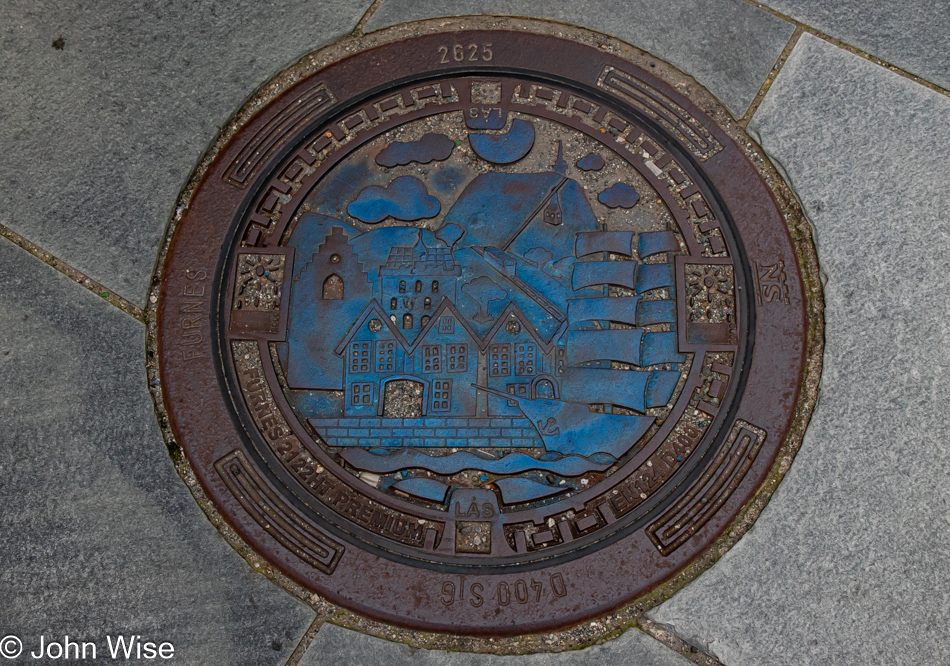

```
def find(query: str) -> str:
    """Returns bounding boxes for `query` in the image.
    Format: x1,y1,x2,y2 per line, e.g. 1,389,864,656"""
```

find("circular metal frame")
151,23,823,637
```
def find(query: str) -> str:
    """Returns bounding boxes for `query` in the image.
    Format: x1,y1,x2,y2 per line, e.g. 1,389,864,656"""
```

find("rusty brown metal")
152,27,821,637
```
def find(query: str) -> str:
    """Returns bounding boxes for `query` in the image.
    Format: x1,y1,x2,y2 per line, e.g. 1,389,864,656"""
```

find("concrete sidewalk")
2,2,948,664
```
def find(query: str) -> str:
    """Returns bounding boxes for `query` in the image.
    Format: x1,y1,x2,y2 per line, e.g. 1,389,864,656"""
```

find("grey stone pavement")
1,1,948,665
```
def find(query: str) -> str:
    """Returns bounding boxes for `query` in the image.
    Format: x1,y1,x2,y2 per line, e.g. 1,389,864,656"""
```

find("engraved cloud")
375,133,456,167
347,176,441,224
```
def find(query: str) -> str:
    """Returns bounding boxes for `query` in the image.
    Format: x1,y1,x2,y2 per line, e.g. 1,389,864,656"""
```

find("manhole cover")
152,24,821,636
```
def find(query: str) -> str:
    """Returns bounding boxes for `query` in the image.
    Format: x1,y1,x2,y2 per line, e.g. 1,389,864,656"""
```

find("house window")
432,380,451,412
506,383,528,406
414,280,422,293
424,297,431,309
322,274,343,300
390,297,397,310
439,316,454,334
432,280,439,293
422,345,441,373
399,280,406,293
376,341,395,372
402,313,413,329
447,344,468,373
390,314,397,324
556,347,566,375
421,315,430,328
489,344,511,377
351,382,373,406
349,341,370,373
515,343,536,376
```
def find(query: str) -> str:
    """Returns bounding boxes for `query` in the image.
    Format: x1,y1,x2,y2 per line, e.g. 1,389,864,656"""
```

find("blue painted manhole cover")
152,25,821,635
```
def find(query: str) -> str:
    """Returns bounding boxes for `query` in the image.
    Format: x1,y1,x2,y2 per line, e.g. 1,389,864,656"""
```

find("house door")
381,379,425,418
531,374,559,400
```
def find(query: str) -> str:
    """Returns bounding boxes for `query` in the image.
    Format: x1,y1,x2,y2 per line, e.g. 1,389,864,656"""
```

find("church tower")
286,226,372,389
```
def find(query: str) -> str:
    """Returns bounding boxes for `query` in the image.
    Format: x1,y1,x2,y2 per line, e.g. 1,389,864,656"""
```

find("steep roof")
405,298,482,354
335,296,564,358
481,301,568,355
379,233,460,276
332,299,410,355
443,172,566,249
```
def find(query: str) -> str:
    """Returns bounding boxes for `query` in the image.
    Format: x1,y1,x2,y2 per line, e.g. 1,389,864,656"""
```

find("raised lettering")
441,581,455,605
498,582,510,606
470,582,484,607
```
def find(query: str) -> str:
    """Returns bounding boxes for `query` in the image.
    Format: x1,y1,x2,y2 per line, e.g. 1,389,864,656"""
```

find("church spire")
552,140,567,175
412,230,427,260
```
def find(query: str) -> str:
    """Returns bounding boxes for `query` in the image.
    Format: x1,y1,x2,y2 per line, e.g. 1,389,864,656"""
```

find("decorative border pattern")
215,449,345,574
224,82,336,188
647,420,766,555
597,66,723,160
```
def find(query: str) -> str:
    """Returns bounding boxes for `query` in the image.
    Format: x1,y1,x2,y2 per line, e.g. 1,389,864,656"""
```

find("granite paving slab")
762,0,950,91
0,237,315,665
0,0,372,307
298,623,693,666
649,33,950,666
363,0,795,118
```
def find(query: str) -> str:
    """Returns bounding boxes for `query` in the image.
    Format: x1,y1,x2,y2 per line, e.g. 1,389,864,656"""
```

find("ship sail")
566,329,643,365
571,261,637,290
568,296,640,325
635,263,674,293
641,331,687,365
575,231,634,257
636,299,676,325
646,370,680,407
638,230,680,258
560,367,680,412
565,328,685,367
560,367,648,412
574,229,678,259
572,260,675,294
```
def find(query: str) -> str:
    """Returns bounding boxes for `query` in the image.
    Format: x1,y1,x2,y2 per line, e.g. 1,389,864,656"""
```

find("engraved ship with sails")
476,228,685,461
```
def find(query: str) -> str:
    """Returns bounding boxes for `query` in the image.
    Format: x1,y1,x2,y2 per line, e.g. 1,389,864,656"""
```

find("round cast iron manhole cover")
152,24,821,636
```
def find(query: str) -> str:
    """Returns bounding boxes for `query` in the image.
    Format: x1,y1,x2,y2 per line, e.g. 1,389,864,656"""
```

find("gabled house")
334,298,481,418
480,303,565,416
404,299,481,417
334,295,566,420
332,300,412,418
286,225,372,390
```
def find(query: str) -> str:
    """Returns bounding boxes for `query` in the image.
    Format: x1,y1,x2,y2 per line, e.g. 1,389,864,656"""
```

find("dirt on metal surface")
146,16,823,650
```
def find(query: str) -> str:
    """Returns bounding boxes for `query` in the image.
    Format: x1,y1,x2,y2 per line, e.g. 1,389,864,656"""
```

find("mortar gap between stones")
637,616,726,666
0,222,145,323
355,0,387,33
282,616,327,666
740,26,803,127
739,0,950,98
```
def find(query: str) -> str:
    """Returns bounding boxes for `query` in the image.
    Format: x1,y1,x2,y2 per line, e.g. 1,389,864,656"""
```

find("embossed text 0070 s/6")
441,573,568,608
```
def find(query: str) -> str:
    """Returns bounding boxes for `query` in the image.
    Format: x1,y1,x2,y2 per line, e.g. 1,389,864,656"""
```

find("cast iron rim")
152,25,819,636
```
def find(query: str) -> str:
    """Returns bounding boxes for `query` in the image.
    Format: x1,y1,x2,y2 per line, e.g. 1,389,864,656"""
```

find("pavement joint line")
354,0,387,33
0,222,145,323
283,617,327,666
280,611,721,662
740,0,950,100
637,617,725,666
739,25,803,127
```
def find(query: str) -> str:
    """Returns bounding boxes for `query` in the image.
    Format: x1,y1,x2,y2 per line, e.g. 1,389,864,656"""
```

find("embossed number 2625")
438,43,493,64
